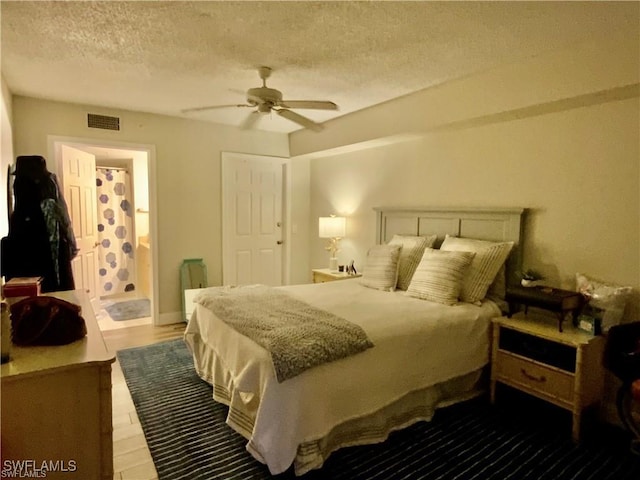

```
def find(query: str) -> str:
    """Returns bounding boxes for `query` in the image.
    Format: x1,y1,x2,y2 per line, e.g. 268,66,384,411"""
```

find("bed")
184,206,525,476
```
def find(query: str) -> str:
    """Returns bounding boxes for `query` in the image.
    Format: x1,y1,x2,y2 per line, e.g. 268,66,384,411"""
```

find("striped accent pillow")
406,248,475,305
440,235,514,304
360,244,402,292
388,234,437,291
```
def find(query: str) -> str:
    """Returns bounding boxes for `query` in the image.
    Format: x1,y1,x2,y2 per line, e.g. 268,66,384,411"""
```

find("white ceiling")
1,1,637,133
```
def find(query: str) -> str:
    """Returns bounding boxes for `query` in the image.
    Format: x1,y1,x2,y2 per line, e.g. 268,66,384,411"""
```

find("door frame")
221,151,290,286
48,135,159,325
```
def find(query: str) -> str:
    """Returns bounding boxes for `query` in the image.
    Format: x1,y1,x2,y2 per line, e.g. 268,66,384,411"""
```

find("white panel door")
222,153,284,286
60,145,99,302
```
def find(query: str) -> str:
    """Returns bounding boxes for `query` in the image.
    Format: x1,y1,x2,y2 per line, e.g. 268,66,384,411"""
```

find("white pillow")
388,234,437,291
360,244,402,292
440,235,514,304
406,248,476,305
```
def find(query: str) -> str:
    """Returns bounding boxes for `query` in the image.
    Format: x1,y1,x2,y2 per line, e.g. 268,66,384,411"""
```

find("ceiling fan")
182,66,338,132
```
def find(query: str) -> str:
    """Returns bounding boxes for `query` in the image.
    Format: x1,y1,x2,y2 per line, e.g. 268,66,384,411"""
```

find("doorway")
50,137,157,329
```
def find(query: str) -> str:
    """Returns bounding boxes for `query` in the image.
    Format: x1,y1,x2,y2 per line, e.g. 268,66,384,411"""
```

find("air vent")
87,113,120,131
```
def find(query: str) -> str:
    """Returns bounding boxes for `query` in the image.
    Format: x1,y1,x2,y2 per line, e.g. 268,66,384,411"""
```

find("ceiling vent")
87,113,120,131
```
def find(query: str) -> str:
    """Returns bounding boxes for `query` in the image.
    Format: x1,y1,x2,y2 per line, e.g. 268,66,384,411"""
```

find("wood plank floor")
103,323,186,480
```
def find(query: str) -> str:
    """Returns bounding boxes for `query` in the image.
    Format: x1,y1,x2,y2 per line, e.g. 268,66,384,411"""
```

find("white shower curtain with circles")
96,168,136,296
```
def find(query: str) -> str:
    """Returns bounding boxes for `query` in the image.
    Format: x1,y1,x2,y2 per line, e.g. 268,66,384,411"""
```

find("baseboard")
157,310,184,326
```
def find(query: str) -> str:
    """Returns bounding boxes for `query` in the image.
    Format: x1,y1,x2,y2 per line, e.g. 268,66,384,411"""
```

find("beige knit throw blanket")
194,285,374,382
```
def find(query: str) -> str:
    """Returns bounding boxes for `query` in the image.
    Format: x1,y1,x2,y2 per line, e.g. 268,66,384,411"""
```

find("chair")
604,321,640,455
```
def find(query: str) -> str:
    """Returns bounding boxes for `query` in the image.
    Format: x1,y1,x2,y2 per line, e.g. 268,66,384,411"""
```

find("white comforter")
184,278,500,475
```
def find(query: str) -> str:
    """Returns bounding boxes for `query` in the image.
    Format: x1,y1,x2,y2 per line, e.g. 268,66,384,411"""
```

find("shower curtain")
96,168,136,296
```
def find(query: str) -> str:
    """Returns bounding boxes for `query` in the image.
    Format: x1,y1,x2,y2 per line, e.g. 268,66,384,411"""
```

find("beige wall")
301,31,639,320
287,157,311,284
1,76,14,239
10,97,290,322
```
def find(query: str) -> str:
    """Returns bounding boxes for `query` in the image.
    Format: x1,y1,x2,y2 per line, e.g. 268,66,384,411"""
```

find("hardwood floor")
104,323,185,480
103,323,186,352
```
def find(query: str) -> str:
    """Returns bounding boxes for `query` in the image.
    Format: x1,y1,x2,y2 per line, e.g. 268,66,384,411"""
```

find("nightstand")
312,268,361,283
490,312,605,442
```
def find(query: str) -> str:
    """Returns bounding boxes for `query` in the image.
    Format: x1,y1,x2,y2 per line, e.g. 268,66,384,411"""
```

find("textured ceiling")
1,1,637,133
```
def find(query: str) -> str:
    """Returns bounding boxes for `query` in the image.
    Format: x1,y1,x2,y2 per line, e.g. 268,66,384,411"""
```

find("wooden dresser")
1,290,115,479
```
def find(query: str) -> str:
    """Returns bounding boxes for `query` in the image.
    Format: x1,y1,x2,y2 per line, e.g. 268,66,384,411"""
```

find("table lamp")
318,215,346,272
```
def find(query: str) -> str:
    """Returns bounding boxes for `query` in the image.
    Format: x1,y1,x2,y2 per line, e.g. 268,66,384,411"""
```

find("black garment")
1,155,77,293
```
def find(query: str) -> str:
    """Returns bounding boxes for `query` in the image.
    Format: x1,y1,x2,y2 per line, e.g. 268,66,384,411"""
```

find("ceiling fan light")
257,104,271,114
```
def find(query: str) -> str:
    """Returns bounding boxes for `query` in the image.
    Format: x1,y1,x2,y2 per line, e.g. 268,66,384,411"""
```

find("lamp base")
329,257,339,272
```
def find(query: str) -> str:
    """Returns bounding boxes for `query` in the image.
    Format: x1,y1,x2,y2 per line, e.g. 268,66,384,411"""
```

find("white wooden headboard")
374,206,526,287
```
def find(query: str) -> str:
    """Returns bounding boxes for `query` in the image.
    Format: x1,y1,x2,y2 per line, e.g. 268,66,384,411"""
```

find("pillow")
440,235,514,304
485,264,509,313
406,248,476,305
360,244,402,292
576,273,632,332
388,234,437,291
486,264,506,300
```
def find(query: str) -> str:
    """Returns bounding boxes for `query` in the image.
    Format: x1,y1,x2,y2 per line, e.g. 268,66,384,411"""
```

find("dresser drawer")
499,327,576,372
495,351,574,405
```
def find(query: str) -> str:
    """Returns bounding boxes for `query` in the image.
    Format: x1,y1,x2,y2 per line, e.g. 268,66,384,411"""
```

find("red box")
2,277,43,298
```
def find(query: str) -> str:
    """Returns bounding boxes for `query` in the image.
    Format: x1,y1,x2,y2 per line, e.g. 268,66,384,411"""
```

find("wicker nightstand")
490,312,605,442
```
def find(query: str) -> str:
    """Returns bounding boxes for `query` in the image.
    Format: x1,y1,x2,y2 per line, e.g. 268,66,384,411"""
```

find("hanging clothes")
1,155,78,293
96,168,136,296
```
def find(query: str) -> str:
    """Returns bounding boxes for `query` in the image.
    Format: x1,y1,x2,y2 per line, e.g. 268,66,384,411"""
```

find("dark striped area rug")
117,339,640,480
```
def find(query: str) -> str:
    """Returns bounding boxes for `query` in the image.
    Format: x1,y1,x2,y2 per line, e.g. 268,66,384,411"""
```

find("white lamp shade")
318,216,346,238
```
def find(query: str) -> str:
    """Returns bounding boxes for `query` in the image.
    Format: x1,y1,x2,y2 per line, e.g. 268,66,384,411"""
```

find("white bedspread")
184,278,500,475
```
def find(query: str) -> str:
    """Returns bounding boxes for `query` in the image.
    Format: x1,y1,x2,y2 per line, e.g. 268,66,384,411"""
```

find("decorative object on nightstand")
346,259,357,275
575,304,603,335
505,284,584,332
576,272,632,333
319,215,346,272
491,313,605,442
519,269,545,287
312,268,361,284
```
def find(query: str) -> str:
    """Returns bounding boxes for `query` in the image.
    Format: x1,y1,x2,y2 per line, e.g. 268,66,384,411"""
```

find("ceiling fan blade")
276,109,323,132
247,94,266,105
182,104,252,113
239,111,261,130
279,100,338,110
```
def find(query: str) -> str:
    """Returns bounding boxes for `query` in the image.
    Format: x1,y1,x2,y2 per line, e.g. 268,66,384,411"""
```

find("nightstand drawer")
495,351,574,405
499,327,576,373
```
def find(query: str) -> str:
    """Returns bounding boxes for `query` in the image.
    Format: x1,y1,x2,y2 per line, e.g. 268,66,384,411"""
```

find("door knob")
277,240,283,245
